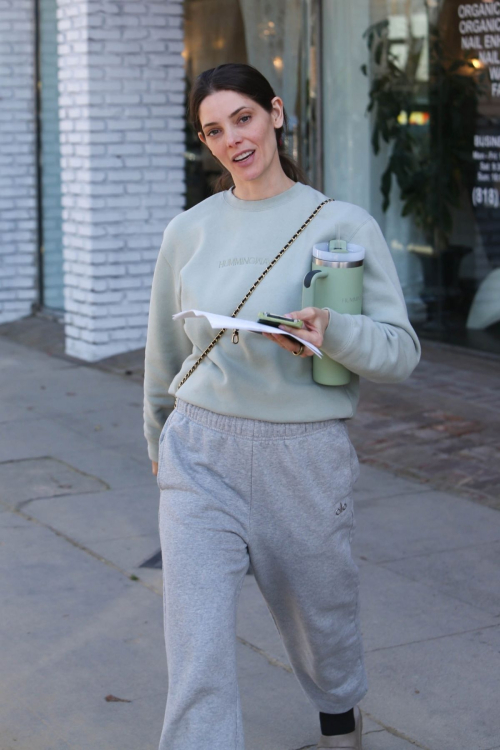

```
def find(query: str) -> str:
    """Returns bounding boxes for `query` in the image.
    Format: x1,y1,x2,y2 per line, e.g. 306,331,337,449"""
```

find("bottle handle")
302,269,328,309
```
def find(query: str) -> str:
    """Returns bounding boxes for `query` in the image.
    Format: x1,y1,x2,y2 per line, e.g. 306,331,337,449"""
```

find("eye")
206,114,250,138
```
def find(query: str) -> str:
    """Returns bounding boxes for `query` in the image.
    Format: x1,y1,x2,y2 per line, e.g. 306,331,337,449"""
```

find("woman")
143,63,421,750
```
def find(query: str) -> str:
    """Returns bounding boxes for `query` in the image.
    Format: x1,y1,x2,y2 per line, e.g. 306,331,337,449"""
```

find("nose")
225,125,242,149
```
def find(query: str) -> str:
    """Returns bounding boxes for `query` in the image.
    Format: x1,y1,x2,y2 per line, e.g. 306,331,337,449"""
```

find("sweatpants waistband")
174,398,345,440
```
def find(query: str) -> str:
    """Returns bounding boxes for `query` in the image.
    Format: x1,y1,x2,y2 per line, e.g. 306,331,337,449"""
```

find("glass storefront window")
182,0,322,205
38,0,64,312
323,0,500,356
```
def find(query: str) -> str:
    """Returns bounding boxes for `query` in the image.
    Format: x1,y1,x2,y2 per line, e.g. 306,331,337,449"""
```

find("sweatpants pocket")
340,421,360,486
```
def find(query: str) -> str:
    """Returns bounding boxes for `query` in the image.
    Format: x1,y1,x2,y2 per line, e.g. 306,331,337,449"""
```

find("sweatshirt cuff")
321,308,356,359
147,441,159,464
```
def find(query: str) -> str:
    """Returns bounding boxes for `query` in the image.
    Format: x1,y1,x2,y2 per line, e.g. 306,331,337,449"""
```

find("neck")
231,160,295,201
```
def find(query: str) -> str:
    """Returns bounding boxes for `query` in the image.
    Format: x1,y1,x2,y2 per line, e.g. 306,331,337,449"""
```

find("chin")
227,155,267,182
241,172,263,182
230,166,267,183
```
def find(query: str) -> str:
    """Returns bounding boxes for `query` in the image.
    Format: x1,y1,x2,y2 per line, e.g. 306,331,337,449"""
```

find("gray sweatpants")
156,398,368,750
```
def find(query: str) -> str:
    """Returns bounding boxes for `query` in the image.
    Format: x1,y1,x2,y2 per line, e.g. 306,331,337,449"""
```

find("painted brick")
0,0,38,324
108,327,145,341
1,0,186,359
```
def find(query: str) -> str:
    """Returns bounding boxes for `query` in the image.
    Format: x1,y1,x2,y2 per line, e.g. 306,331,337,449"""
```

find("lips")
233,150,255,163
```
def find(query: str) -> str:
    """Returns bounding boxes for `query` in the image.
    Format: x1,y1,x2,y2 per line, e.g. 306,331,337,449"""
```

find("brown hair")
188,62,309,193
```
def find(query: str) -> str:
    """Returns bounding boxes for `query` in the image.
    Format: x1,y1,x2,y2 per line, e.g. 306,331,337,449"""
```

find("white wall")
0,0,39,324
56,0,186,361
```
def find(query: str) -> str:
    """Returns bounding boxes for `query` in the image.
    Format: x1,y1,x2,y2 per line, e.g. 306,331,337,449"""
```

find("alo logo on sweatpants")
335,501,348,516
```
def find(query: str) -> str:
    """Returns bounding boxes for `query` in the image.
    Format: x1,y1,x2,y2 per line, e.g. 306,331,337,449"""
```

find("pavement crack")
358,709,432,749
236,635,293,673
15,488,105,510
365,621,500,653
374,559,500,616
371,538,500,564
355,487,433,502
0,501,160,596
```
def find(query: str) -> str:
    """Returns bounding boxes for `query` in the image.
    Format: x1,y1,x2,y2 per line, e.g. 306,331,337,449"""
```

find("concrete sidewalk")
1,334,499,750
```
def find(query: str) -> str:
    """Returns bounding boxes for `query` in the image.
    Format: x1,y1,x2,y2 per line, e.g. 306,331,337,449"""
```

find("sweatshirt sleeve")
321,215,421,383
143,228,193,463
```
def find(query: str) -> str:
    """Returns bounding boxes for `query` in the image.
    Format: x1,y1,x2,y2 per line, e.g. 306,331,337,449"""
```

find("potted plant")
361,13,492,329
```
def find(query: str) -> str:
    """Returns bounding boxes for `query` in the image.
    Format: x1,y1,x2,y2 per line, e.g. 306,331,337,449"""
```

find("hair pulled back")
188,63,308,193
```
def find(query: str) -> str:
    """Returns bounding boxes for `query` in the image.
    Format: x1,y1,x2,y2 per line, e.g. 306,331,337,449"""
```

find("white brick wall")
57,0,186,361
0,0,38,324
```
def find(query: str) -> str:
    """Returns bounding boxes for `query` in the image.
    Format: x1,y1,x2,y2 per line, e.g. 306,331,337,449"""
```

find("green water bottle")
302,239,365,385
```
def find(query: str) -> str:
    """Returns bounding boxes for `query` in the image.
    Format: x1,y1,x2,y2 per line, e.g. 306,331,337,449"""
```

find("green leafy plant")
361,15,489,249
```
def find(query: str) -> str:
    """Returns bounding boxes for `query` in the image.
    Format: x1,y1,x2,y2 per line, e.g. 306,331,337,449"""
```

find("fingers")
278,324,322,347
262,332,285,346
261,332,312,357
262,332,294,351
279,308,322,334
260,307,327,358
279,308,329,340
283,307,317,321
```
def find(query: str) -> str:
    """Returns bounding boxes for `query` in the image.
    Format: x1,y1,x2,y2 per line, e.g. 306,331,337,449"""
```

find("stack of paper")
173,310,323,357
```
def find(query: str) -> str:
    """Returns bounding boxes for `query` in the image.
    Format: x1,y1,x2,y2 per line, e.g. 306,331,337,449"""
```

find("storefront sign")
449,1,500,266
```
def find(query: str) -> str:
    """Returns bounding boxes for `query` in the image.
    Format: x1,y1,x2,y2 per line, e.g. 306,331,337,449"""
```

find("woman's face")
197,90,284,183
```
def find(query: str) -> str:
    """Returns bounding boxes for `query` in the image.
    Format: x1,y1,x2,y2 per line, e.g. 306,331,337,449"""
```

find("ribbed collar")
222,181,306,211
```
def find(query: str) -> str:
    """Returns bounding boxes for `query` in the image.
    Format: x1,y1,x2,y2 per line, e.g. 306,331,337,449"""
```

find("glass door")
182,0,322,205
37,0,64,312
322,0,500,355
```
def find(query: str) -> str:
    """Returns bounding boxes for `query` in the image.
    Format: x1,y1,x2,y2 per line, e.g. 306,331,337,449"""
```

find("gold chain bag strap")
173,196,335,407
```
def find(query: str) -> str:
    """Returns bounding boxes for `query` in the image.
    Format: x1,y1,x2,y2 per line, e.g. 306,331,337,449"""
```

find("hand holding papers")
173,310,323,357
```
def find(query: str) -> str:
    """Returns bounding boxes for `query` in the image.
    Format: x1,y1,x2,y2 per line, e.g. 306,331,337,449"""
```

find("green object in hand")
257,312,304,329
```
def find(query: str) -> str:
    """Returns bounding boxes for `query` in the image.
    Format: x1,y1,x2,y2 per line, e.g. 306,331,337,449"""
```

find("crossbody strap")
174,196,335,405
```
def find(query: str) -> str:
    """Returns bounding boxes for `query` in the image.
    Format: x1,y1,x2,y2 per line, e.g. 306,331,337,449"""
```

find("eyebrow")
202,106,250,130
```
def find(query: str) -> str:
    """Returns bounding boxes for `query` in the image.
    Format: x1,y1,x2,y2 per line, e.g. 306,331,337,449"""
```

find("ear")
197,131,206,145
271,96,284,128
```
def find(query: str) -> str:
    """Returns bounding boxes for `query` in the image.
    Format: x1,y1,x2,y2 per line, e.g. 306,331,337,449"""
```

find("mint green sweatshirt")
143,180,421,462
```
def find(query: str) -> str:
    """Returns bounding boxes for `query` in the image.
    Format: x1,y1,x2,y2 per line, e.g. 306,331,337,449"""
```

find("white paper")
173,309,323,358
